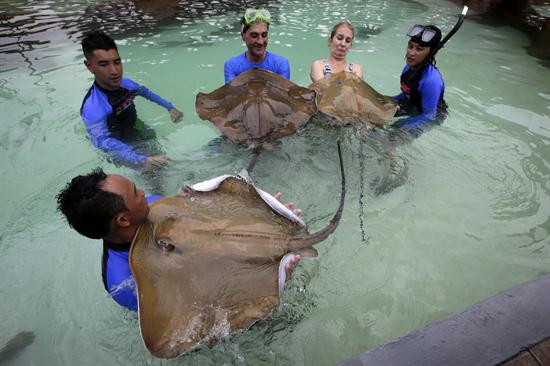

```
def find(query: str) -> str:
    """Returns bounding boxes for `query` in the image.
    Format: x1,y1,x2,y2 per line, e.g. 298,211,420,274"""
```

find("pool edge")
337,273,550,366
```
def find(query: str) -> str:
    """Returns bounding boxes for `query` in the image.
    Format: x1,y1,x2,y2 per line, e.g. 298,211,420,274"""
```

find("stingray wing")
130,177,307,359
310,71,397,126
195,68,317,147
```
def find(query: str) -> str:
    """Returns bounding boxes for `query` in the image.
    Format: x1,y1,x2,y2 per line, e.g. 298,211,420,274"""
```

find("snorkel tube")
409,5,469,78
434,5,469,54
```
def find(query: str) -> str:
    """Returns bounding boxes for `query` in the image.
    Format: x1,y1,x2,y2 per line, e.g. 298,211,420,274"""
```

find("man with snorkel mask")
392,24,448,136
224,8,290,84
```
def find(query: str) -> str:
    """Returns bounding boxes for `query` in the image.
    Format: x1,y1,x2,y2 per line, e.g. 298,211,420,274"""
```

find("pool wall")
338,273,550,366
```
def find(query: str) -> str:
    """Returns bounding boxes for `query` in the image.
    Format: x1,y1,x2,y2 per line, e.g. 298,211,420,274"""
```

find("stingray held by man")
129,142,346,359
195,68,317,172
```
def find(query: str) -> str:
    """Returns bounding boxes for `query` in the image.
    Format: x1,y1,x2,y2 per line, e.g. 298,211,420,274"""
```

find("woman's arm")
310,60,325,83
353,63,363,79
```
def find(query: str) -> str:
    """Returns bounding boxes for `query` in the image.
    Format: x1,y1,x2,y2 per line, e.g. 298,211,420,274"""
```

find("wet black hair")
56,168,127,239
81,31,118,60
409,25,442,49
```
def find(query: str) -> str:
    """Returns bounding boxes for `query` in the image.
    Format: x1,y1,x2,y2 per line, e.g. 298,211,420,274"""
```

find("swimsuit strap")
322,59,332,75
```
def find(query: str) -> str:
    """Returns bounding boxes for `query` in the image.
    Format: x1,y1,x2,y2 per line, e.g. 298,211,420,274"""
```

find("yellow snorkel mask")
241,8,271,32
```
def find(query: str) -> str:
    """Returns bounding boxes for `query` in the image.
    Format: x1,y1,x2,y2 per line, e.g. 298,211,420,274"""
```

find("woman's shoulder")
224,52,247,66
310,59,326,82
419,65,444,88
423,64,444,82
310,59,326,72
350,63,363,78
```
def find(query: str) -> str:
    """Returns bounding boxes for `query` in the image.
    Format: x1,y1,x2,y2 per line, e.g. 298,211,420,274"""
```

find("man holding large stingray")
56,169,301,311
224,8,290,83
57,140,345,358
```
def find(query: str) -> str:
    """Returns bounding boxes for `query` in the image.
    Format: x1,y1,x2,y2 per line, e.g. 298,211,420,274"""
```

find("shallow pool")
1,0,549,365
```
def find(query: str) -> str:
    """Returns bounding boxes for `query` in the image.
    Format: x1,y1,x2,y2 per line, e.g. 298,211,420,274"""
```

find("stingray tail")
358,128,367,243
289,141,346,249
247,147,261,173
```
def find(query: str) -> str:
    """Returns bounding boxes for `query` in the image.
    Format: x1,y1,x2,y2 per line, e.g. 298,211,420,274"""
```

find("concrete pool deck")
337,273,550,366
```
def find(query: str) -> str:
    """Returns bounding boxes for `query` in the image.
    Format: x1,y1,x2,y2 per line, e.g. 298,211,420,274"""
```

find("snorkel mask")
407,24,442,48
241,8,271,33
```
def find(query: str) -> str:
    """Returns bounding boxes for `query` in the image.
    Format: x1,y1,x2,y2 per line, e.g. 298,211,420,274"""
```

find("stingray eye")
155,239,175,252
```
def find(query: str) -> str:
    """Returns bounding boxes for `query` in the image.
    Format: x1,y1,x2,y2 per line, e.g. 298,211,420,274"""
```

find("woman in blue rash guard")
392,24,448,136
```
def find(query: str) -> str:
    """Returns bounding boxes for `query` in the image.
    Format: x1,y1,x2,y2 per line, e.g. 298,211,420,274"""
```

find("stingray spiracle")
155,239,175,252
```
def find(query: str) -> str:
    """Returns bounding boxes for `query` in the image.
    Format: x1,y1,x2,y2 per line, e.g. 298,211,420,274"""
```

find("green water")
1,0,549,365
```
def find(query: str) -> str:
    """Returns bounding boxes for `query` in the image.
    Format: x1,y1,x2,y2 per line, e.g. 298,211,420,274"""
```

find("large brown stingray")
310,71,398,127
129,144,345,359
195,68,317,148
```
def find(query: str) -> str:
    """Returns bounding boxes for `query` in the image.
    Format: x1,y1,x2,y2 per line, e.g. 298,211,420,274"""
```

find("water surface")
1,0,549,365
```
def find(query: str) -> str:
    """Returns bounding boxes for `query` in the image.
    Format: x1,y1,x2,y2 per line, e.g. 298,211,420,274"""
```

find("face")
405,41,431,69
242,22,269,60
84,48,123,90
329,25,353,59
101,174,149,227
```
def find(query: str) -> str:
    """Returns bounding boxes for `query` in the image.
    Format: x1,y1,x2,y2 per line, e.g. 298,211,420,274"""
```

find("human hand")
273,192,302,217
284,254,301,282
143,155,169,170
169,107,183,123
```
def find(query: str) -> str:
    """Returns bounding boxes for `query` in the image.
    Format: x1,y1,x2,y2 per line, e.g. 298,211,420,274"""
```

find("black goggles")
407,25,437,43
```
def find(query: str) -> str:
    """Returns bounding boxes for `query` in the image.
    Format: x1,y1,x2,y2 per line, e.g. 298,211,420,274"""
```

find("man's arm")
273,191,302,280
392,92,408,104
82,112,147,168
125,79,183,123
394,74,443,133
279,57,291,80
104,250,138,311
108,278,138,311
224,59,238,84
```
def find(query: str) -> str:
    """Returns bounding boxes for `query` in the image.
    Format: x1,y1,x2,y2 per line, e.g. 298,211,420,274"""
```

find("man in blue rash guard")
80,31,183,170
392,25,448,137
224,8,290,84
56,169,302,311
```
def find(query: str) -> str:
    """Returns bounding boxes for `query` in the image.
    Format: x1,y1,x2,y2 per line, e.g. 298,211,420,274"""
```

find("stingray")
196,68,317,148
309,71,397,127
195,68,318,171
0,331,35,363
129,143,345,359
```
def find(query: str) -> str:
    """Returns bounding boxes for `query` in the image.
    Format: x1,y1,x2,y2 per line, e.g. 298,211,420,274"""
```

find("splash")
170,305,232,349
108,278,136,298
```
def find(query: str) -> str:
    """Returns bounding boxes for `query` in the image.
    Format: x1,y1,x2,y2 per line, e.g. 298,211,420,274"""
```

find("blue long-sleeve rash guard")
81,78,173,168
101,195,161,311
224,51,290,84
392,64,445,132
